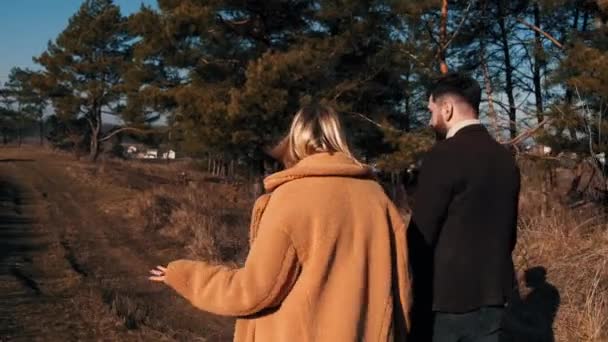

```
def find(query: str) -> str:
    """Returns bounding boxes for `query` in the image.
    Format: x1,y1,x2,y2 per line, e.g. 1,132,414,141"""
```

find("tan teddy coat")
164,152,412,341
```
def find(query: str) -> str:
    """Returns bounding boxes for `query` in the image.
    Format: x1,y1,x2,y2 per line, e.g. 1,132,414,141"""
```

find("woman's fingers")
150,269,164,276
148,265,168,282
149,275,165,282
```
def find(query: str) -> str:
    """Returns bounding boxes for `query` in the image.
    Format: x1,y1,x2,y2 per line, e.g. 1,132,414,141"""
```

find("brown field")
0,146,606,341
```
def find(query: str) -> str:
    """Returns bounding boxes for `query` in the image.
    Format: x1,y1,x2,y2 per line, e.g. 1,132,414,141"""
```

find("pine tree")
128,0,439,172
549,2,608,159
0,86,18,144
4,68,46,145
33,0,157,161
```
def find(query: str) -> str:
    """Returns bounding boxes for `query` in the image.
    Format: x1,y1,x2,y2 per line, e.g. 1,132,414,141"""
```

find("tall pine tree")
34,0,157,161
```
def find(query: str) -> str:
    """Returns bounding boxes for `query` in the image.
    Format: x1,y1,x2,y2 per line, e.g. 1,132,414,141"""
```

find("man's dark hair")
427,72,481,114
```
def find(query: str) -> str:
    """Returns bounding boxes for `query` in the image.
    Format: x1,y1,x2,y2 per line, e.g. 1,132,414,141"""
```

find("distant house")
162,150,176,160
525,144,552,156
122,143,177,160
596,152,606,166
144,149,158,159
97,124,176,160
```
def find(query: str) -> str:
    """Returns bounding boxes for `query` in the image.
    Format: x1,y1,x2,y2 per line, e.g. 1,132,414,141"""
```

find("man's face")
428,95,449,136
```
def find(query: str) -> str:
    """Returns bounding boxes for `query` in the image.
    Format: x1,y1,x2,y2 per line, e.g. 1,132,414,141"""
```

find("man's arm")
510,164,521,252
411,148,453,246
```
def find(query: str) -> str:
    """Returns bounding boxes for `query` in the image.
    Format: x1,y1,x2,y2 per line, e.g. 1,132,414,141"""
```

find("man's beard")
434,129,447,141
431,123,448,141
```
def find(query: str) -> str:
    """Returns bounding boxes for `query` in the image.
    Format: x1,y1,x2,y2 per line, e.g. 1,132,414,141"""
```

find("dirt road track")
0,148,233,341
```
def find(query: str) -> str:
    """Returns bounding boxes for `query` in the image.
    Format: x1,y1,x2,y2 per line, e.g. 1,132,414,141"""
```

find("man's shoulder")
430,138,455,153
428,137,465,156
423,133,513,165
419,140,453,168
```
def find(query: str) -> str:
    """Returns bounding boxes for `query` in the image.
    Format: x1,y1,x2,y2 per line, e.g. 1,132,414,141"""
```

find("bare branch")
480,44,499,137
346,111,404,133
332,67,385,101
516,18,564,50
84,115,95,132
225,19,250,25
492,99,542,120
504,117,552,146
575,86,597,158
443,0,474,50
99,127,165,143
401,49,433,72
439,0,449,74
425,21,440,47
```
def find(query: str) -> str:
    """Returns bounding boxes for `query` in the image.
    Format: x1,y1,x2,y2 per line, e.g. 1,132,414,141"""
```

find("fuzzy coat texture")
164,152,412,341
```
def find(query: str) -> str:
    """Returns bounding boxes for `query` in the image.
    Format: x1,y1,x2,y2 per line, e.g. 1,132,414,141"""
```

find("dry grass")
129,181,253,264
510,205,608,341
124,158,608,341
50,147,607,341
101,289,151,330
508,158,608,342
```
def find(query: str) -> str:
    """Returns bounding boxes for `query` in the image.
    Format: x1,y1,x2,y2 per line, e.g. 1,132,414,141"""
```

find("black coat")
408,124,521,314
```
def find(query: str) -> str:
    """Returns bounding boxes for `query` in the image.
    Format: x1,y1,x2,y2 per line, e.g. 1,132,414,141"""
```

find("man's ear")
442,101,454,122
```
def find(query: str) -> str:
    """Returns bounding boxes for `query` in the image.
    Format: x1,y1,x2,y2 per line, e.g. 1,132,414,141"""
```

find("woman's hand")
149,265,167,282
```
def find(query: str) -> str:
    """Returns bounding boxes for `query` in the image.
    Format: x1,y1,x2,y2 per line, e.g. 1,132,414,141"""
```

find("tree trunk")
439,0,449,74
404,69,412,132
18,125,23,147
480,43,499,138
533,2,544,123
88,110,102,162
498,0,517,139
582,10,589,32
565,7,581,140
17,105,23,147
89,129,100,161
39,118,44,145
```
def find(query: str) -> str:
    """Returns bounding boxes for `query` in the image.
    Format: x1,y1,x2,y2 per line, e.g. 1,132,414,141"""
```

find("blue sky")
0,0,157,84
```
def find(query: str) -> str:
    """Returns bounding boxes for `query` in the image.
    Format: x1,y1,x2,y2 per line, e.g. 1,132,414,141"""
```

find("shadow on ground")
503,266,560,342
0,179,46,264
0,159,35,163
0,178,47,336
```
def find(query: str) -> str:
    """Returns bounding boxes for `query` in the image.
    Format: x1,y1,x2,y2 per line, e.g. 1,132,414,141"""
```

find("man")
408,72,521,341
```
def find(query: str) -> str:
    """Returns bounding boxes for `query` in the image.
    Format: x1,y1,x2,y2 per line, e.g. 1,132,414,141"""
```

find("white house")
162,150,176,160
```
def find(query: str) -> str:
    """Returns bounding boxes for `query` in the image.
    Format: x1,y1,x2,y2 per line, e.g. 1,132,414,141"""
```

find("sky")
0,0,157,84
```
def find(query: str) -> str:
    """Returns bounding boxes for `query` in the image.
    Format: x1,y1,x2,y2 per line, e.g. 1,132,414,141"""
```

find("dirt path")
0,148,233,341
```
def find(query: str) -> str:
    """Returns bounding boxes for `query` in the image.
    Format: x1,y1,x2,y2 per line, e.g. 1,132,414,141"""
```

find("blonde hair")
272,104,355,167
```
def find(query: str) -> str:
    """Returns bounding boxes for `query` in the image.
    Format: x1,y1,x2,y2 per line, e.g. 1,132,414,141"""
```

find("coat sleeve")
164,203,300,317
387,202,412,335
411,148,453,246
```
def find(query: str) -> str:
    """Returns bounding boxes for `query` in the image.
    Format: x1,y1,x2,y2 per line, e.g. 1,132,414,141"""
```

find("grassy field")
1,145,606,341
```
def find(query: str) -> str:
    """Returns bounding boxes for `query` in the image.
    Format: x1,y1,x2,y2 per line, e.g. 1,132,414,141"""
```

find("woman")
149,104,412,341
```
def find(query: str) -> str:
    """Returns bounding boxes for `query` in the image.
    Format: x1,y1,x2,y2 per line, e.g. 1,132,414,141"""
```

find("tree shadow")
0,178,47,337
0,159,35,163
503,266,560,342
0,179,46,267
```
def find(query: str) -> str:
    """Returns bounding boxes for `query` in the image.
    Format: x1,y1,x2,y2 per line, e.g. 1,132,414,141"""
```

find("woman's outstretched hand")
149,265,167,282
